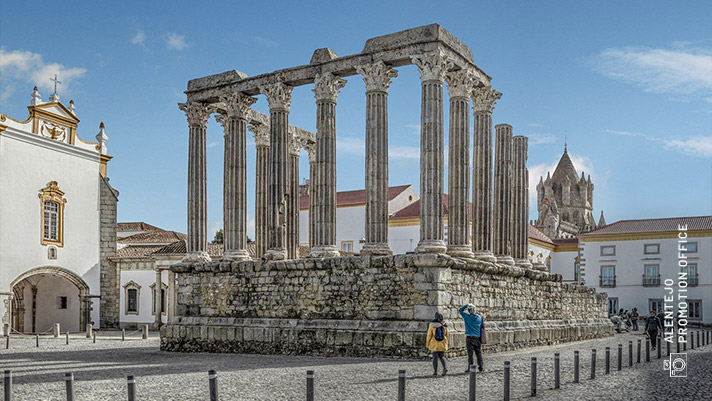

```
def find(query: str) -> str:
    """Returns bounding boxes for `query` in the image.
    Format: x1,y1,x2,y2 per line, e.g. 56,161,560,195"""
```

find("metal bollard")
127,375,136,401
122,329,125,341
605,347,610,374
590,349,596,380
646,338,650,362
666,339,670,355
86,324,93,339
637,339,641,363
697,331,700,348
208,370,218,401
306,370,314,401
35,334,39,348
618,344,622,371
554,353,560,389
66,331,69,345
573,351,579,383
657,337,661,359
531,357,537,397
708,330,710,345
691,332,695,349
397,370,406,401
676,338,680,353
65,373,75,401
93,330,96,344
468,365,476,401
503,361,511,401
4,370,11,401
142,325,149,340
54,323,60,338
628,341,633,367
684,336,687,351
5,335,9,349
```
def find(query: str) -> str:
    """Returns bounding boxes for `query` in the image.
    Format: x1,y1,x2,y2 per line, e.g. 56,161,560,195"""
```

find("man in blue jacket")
459,304,484,372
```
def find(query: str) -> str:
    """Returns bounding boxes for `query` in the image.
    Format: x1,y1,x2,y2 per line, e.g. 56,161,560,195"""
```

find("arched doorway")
10,266,90,333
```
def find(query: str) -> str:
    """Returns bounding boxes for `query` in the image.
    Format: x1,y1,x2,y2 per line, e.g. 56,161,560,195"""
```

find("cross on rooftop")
50,74,62,96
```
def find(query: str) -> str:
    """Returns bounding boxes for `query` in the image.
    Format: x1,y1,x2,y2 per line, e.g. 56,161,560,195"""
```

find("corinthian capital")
288,132,301,156
178,101,212,126
302,142,316,163
248,123,270,147
356,61,398,93
313,72,347,102
471,86,502,113
220,93,257,120
411,51,453,82
259,82,293,111
446,69,478,99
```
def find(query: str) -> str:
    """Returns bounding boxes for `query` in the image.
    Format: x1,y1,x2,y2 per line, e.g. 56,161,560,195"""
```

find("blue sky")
2,1,711,238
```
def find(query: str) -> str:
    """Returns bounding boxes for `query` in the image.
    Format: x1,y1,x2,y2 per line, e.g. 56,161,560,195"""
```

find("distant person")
426,312,448,376
459,304,485,372
630,308,639,331
657,311,665,333
645,311,660,350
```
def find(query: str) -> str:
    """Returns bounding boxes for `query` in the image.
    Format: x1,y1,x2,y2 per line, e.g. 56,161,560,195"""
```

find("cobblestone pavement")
1,330,710,400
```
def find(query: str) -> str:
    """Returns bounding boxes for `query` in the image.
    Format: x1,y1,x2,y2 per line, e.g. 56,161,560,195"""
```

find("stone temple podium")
161,25,612,358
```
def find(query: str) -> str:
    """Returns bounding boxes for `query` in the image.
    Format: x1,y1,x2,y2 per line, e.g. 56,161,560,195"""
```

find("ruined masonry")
161,24,612,358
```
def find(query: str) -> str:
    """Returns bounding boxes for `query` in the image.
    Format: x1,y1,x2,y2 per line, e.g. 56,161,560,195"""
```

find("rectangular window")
58,296,67,310
643,243,660,254
600,266,615,287
688,300,702,320
600,245,615,256
682,263,698,286
43,201,59,241
340,241,353,253
649,298,664,314
127,289,138,313
681,242,697,253
161,289,166,314
608,298,618,316
643,264,660,286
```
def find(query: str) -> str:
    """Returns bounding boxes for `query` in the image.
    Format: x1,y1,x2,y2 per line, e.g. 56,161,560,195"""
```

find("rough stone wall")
99,176,119,328
162,255,612,357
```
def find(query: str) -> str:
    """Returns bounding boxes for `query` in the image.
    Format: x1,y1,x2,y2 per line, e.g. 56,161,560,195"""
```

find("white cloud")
209,220,222,240
527,133,558,145
593,46,712,99
528,123,546,128
207,141,220,149
247,215,255,240
0,48,86,99
131,29,146,45
389,145,420,160
605,129,712,158
253,36,279,48
405,124,421,133
166,33,188,50
336,136,365,157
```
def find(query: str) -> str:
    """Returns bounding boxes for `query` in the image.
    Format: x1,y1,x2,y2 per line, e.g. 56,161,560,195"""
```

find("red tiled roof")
118,231,187,244
528,225,554,245
113,245,166,258
152,240,253,258
389,194,472,220
299,185,412,210
552,238,579,245
117,222,164,232
583,215,712,235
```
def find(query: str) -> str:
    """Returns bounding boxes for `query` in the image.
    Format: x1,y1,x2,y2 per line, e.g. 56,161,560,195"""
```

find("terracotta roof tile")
528,225,555,245
300,185,412,210
117,222,164,232
583,215,712,235
113,245,166,258
117,231,187,244
390,194,471,219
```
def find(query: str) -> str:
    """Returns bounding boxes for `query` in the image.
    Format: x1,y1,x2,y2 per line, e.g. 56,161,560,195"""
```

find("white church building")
0,87,117,334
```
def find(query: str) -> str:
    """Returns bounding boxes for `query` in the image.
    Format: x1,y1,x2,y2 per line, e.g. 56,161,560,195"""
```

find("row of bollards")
2,325,150,350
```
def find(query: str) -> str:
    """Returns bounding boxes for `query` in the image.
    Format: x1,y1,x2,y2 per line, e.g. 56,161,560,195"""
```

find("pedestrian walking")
645,311,660,350
426,312,448,376
631,308,639,331
459,304,485,372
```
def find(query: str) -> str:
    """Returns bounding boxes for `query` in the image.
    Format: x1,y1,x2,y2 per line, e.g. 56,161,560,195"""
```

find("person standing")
645,311,660,350
459,304,484,372
631,308,639,331
426,312,448,376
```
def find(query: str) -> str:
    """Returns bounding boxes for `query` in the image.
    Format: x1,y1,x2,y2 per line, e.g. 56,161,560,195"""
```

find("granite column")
493,124,514,265
249,123,270,258
512,135,532,268
287,133,300,258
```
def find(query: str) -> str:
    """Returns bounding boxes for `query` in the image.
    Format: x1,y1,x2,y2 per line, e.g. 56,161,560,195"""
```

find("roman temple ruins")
161,25,612,358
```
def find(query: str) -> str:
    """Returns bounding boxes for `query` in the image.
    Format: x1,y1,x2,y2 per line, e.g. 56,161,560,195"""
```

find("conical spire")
598,210,606,227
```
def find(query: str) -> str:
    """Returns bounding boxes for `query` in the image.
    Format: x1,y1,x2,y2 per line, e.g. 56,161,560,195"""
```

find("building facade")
0,87,117,334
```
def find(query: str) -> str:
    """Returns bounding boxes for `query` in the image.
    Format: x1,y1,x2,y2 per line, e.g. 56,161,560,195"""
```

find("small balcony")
642,274,661,287
687,273,699,287
599,275,616,287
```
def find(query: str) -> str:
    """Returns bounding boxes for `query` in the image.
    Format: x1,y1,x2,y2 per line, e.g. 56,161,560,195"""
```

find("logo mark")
663,353,687,377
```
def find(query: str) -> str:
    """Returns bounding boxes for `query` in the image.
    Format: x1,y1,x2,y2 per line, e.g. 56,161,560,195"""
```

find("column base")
264,248,287,261
532,262,547,271
415,239,446,254
446,244,474,258
360,243,392,256
309,245,340,258
515,259,533,269
496,255,515,266
473,250,497,263
182,251,212,263
223,249,252,261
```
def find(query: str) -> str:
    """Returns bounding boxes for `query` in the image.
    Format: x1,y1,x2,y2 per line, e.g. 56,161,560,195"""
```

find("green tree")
212,229,223,244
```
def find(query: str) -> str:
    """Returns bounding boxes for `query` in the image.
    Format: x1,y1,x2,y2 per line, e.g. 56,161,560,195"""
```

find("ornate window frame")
39,181,67,247
123,281,141,315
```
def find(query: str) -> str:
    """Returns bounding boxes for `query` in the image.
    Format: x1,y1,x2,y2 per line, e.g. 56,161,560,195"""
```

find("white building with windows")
579,216,712,323
0,87,117,334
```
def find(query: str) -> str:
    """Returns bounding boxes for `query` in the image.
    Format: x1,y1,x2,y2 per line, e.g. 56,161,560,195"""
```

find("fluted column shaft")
259,83,293,260
310,73,346,258
412,52,452,254
218,94,256,261
357,62,397,255
287,137,300,259
471,87,501,262
304,144,316,250
493,124,514,265
251,124,270,258
512,136,532,268
179,102,211,262
446,70,476,258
